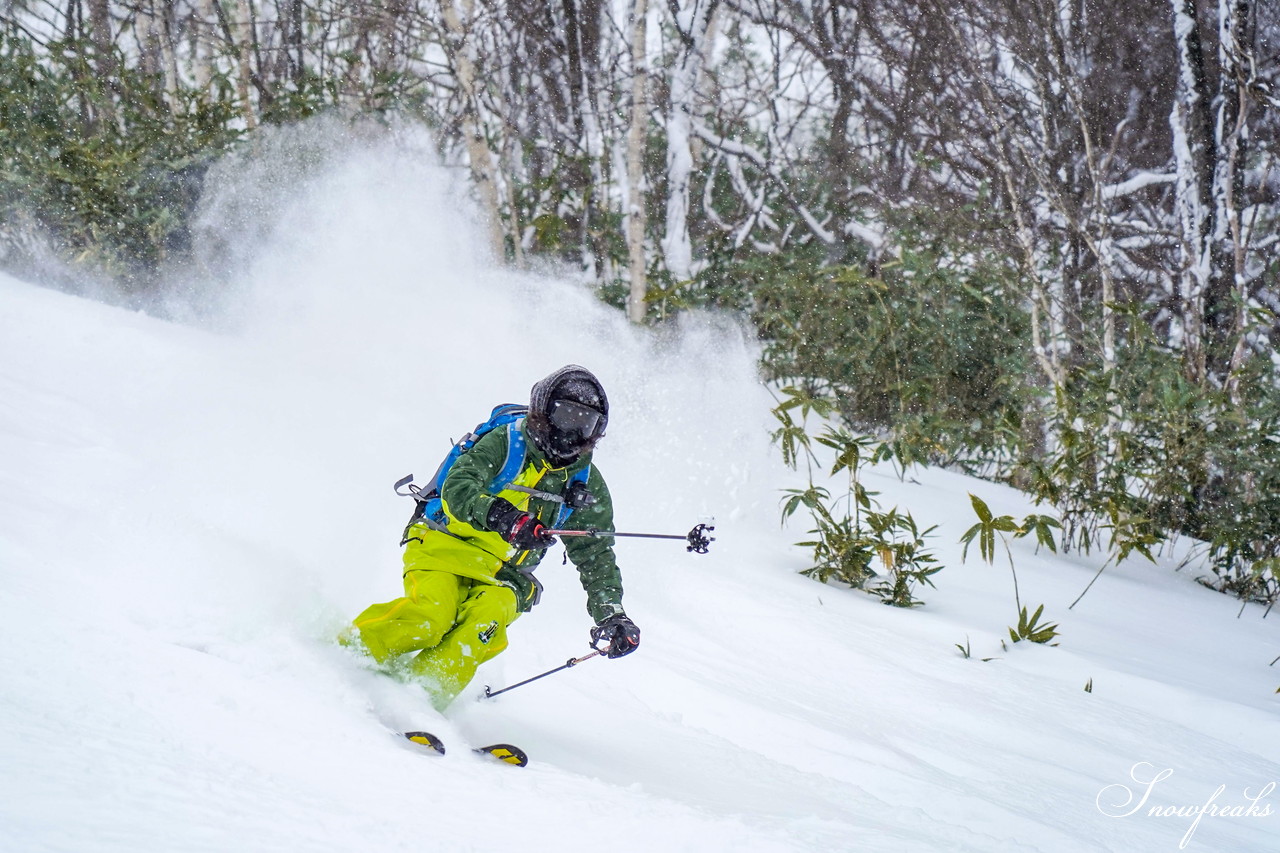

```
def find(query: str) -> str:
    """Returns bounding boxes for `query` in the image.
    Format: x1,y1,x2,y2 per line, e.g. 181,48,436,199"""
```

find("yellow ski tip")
403,731,446,755
476,743,528,767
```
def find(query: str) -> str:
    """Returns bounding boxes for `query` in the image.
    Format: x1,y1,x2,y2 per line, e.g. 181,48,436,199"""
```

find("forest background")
2,0,1278,608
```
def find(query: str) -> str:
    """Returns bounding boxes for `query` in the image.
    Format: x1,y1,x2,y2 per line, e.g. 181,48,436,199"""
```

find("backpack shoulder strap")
403,405,527,536
489,418,528,492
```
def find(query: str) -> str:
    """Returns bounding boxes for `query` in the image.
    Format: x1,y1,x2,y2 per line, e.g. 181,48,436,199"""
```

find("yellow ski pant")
349,569,519,710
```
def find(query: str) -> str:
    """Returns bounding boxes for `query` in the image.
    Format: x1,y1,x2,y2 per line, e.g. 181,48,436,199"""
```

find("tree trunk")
193,0,215,96
1170,0,1218,383
234,0,259,131
84,0,117,127
157,0,182,113
440,0,508,261
562,0,607,277
626,0,649,323
1215,0,1253,399
661,0,718,282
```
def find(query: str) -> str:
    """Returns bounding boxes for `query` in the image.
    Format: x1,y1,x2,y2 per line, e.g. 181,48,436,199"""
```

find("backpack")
394,403,590,543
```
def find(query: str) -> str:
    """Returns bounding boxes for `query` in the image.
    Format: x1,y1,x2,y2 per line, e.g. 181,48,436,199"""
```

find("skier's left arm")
564,465,640,657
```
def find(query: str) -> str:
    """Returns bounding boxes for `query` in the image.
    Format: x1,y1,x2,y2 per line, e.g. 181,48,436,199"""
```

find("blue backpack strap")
414,404,528,530
489,418,528,493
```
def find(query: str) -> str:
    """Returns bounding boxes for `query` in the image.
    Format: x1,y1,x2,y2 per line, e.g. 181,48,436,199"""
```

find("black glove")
486,498,556,549
590,613,641,658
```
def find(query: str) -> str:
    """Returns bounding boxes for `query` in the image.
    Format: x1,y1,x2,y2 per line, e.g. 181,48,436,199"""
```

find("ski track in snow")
1,132,1277,853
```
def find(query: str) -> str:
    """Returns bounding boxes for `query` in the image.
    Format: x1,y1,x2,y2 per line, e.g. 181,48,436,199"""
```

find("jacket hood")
529,365,609,422
528,365,608,466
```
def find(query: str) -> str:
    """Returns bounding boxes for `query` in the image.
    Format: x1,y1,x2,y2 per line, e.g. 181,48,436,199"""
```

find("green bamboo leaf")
775,388,806,412
968,493,993,523
960,523,981,561
1036,519,1059,553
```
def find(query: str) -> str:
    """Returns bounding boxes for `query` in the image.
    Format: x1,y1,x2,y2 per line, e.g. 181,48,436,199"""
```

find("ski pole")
543,522,715,554
483,650,603,700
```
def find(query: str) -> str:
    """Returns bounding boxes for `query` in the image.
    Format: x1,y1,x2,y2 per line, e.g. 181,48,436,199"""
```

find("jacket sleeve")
439,427,508,529
563,464,626,623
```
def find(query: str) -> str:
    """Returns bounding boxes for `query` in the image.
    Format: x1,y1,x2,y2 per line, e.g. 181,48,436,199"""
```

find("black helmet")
528,365,609,466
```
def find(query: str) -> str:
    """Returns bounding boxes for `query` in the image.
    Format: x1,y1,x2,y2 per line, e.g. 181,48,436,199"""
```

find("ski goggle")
548,399,604,436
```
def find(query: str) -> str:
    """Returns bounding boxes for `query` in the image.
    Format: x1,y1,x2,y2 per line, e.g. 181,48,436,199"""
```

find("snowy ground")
1,132,1277,853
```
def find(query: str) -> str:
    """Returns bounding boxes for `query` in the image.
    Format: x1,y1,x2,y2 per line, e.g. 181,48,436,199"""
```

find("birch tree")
1169,0,1272,386
626,0,650,321
1171,0,1220,382
86,0,118,126
661,0,719,282
439,0,506,259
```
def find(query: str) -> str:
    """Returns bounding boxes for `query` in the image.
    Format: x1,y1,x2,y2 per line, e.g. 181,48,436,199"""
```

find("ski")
401,731,528,767
403,730,446,755
476,743,529,767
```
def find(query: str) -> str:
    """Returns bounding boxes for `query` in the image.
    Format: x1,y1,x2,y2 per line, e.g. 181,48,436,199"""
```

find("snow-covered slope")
1,134,1276,853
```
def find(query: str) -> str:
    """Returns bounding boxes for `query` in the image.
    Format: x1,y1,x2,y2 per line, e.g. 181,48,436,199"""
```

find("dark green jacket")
440,421,625,622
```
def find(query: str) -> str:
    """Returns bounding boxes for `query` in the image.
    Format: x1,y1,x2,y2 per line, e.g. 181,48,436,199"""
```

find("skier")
342,365,641,710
